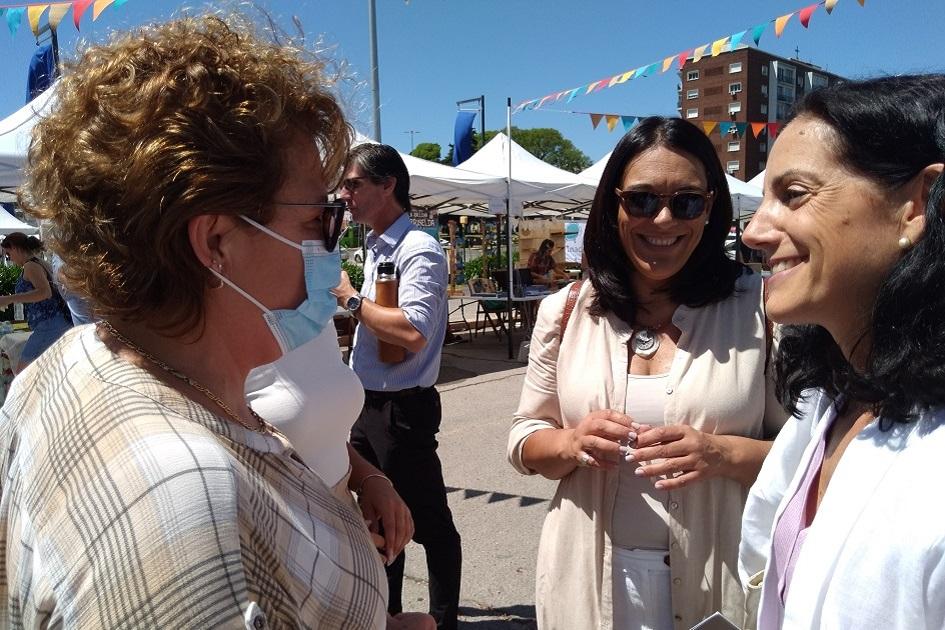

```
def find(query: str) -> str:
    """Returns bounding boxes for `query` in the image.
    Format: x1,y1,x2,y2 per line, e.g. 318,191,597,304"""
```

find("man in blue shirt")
333,144,461,630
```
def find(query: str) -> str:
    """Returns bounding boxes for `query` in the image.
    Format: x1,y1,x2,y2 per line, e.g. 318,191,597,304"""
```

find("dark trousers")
350,386,462,630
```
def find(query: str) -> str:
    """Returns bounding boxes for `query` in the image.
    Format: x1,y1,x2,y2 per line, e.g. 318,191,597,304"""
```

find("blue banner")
452,110,477,166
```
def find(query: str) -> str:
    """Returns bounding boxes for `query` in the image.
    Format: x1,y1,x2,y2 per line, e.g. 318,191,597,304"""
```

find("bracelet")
356,473,393,495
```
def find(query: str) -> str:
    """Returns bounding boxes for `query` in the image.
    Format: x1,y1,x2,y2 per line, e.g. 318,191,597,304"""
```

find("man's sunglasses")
272,200,347,251
614,188,714,221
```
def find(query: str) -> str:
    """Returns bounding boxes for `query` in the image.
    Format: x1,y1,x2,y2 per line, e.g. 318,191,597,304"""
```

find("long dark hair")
774,74,945,426
583,116,742,324
0,232,43,254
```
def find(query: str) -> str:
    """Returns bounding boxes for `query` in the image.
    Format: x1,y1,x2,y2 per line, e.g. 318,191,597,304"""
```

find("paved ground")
396,321,554,628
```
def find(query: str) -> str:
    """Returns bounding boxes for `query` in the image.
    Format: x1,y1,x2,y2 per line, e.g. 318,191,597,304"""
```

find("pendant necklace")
630,320,670,359
97,320,272,434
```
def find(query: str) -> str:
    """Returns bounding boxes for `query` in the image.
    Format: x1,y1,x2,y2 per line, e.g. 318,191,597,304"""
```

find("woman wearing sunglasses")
0,14,434,630
508,116,786,629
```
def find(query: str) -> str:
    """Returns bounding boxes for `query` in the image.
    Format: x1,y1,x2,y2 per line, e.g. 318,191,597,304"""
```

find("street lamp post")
404,130,420,150
368,0,382,141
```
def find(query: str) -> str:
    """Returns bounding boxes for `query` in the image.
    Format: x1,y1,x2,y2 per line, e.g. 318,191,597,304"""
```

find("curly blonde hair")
19,13,351,333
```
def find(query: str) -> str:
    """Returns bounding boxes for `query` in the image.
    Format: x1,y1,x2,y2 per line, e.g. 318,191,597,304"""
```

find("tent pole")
506,97,514,359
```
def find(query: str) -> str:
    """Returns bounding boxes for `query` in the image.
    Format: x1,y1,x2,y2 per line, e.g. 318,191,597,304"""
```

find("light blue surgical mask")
211,215,340,355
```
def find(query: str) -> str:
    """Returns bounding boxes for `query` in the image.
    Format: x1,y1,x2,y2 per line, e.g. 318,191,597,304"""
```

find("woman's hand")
567,409,637,470
627,424,727,490
386,612,436,630
359,476,414,565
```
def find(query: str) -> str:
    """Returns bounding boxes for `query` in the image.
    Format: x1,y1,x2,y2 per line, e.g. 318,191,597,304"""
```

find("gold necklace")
97,320,271,434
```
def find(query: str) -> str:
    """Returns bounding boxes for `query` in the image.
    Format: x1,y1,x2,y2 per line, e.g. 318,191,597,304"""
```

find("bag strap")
560,280,584,339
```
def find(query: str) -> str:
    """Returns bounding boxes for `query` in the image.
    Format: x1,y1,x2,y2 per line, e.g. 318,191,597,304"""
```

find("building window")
759,142,767,153
728,141,741,152
759,161,767,171
729,62,743,73
761,84,768,96
760,103,768,115
811,73,829,89
686,108,698,119
728,82,743,95
728,101,742,115
777,102,792,119
727,160,740,174
687,70,700,81
762,65,769,76
777,65,795,84
687,89,699,100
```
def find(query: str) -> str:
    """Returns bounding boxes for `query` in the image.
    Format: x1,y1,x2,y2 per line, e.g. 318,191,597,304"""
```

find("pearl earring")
898,236,912,250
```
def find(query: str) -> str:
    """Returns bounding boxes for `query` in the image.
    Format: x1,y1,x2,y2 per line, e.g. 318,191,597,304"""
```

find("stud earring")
898,236,913,250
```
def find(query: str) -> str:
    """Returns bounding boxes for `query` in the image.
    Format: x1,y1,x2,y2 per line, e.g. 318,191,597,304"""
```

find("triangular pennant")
585,81,600,95
28,5,48,36
751,23,767,45
73,0,94,29
593,78,610,92
6,7,25,36
48,3,71,30
566,89,580,103
0,9,6,18
693,44,708,63
590,114,603,130
799,4,818,28
92,0,114,20
616,70,635,84
662,56,674,73
775,13,794,37
719,122,734,136
735,122,748,137
767,122,780,138
553,91,567,102
825,0,839,12
537,95,553,109
606,115,620,132
858,0,864,5
730,30,747,50
702,121,718,136
751,122,767,138
677,49,692,69
608,74,621,88
711,37,729,57
621,116,636,132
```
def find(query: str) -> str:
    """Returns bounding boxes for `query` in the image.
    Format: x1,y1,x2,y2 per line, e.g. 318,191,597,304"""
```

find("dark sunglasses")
272,200,347,251
614,188,714,221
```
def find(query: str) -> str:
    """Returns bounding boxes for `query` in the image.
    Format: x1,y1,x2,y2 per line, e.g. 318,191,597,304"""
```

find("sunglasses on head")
271,200,347,252
614,188,714,221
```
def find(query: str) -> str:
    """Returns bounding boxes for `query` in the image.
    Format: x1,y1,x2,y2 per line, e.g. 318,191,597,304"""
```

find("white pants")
612,546,674,630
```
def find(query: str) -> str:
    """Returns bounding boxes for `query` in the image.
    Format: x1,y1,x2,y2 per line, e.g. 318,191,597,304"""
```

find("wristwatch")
345,293,364,314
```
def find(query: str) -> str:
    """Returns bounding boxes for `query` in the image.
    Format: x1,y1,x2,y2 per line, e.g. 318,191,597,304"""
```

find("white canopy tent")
0,210,38,235
0,86,57,190
747,169,765,189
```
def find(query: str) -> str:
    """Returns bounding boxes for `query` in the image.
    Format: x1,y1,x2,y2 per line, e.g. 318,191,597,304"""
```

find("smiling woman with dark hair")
740,74,945,629
508,116,786,629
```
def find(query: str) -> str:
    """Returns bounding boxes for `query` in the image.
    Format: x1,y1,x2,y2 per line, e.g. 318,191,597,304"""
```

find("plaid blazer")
0,326,386,629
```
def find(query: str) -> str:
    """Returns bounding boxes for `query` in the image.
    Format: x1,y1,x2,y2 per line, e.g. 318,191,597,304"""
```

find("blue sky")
0,0,943,165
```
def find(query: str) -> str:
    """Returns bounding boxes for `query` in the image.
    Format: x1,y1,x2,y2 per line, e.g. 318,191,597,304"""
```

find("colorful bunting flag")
93,0,115,20
730,29,747,50
858,0,865,5
606,115,619,132
711,36,729,57
566,89,580,103
825,0,839,13
621,116,637,132
799,4,818,28
662,56,674,73
48,3,71,30
719,122,734,136
585,81,601,95
617,70,635,83
751,122,767,138
590,114,603,130
73,0,94,29
735,122,748,136
751,23,767,45
693,44,708,63
767,122,781,139
703,121,718,136
677,49,692,69
6,7,25,36
0,9,6,18
775,12,794,37
27,4,47,36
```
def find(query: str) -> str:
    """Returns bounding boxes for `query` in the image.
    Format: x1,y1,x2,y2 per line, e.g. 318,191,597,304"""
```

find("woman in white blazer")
740,74,945,629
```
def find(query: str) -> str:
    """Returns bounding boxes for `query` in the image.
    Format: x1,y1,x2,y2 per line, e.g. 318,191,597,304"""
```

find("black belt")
364,385,434,400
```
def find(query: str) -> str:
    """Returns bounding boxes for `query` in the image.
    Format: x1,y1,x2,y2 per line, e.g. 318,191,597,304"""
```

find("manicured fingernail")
630,422,641,431
624,451,636,462
619,446,631,456
654,481,665,489
634,467,645,476
628,431,637,443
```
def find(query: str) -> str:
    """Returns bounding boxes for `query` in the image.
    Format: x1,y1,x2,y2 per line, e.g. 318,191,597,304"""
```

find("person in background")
51,253,95,325
740,74,945,629
333,143,462,630
0,232,71,372
508,117,786,629
0,14,432,629
527,238,569,287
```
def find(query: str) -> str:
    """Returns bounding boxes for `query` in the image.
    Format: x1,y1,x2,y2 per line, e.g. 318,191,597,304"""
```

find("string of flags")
512,0,864,114
0,0,131,37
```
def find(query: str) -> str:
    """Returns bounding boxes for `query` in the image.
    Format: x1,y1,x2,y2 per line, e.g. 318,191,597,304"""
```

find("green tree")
410,142,443,162
478,127,591,173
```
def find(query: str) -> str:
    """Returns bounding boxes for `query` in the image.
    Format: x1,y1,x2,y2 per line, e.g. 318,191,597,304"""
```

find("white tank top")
245,326,364,488
611,373,672,551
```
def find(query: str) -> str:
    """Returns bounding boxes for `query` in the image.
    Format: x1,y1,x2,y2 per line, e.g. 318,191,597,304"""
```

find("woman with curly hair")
0,13,431,630
0,232,71,372
740,74,945,629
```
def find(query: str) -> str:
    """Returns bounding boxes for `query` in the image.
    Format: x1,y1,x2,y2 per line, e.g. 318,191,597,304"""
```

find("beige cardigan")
508,271,786,630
